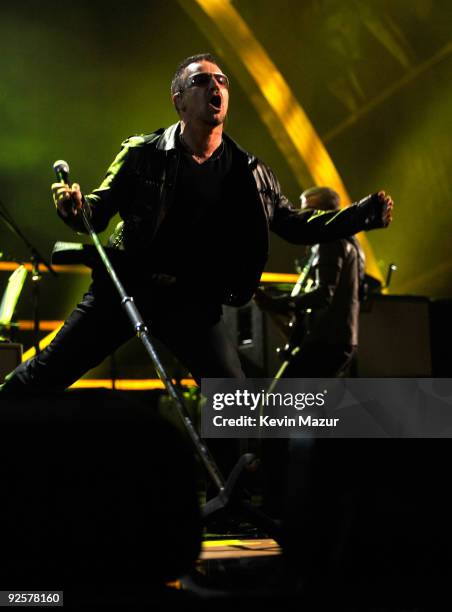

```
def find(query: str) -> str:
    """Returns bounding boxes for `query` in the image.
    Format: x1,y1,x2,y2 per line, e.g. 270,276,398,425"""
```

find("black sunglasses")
183,72,230,91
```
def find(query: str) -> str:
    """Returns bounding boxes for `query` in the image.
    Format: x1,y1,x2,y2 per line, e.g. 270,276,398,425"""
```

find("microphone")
53,159,76,216
53,160,71,186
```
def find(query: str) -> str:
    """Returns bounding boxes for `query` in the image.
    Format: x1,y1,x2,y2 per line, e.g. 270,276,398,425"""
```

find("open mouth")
209,94,222,110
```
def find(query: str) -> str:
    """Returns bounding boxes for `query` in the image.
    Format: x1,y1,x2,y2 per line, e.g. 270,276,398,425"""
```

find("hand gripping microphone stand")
53,161,280,542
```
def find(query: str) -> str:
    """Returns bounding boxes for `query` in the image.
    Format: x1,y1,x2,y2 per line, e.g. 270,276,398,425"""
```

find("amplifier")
225,294,433,378
223,300,284,377
0,342,22,383
357,295,431,377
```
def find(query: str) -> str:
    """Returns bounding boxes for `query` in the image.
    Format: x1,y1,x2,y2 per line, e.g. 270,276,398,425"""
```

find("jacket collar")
155,122,256,166
156,122,180,151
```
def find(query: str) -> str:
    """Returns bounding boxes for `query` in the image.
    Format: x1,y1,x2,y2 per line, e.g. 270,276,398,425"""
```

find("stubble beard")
205,117,223,127
198,103,227,127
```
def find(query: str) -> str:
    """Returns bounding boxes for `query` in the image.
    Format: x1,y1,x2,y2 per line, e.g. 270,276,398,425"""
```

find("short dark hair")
301,186,340,211
170,53,220,96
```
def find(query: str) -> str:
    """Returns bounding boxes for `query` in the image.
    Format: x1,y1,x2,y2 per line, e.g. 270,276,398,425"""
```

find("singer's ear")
172,91,185,115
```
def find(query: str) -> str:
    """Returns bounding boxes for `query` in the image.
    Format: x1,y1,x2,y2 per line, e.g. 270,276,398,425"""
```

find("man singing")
0,53,393,393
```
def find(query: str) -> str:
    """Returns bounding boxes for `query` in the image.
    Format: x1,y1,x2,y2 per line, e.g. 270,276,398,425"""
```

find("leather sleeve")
59,136,144,234
265,166,389,244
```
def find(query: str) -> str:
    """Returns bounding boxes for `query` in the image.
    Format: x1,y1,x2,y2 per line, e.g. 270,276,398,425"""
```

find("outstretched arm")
271,186,393,245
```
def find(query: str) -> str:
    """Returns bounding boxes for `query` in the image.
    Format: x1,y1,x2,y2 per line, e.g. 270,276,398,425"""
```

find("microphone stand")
385,262,397,289
0,198,57,355
78,202,280,541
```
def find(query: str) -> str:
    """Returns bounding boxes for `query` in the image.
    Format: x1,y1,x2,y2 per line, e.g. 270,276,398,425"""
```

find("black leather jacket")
294,237,365,346
64,122,388,306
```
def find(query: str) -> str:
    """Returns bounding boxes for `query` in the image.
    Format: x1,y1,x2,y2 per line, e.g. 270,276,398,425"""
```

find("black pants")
262,342,357,518
1,277,244,485
1,277,245,393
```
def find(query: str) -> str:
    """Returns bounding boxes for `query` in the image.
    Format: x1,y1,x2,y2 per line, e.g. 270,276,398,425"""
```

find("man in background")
255,186,366,518
280,185,365,377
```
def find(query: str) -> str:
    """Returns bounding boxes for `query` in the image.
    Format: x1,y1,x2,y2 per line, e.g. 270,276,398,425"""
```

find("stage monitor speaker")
0,342,22,383
357,295,431,377
0,390,201,603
